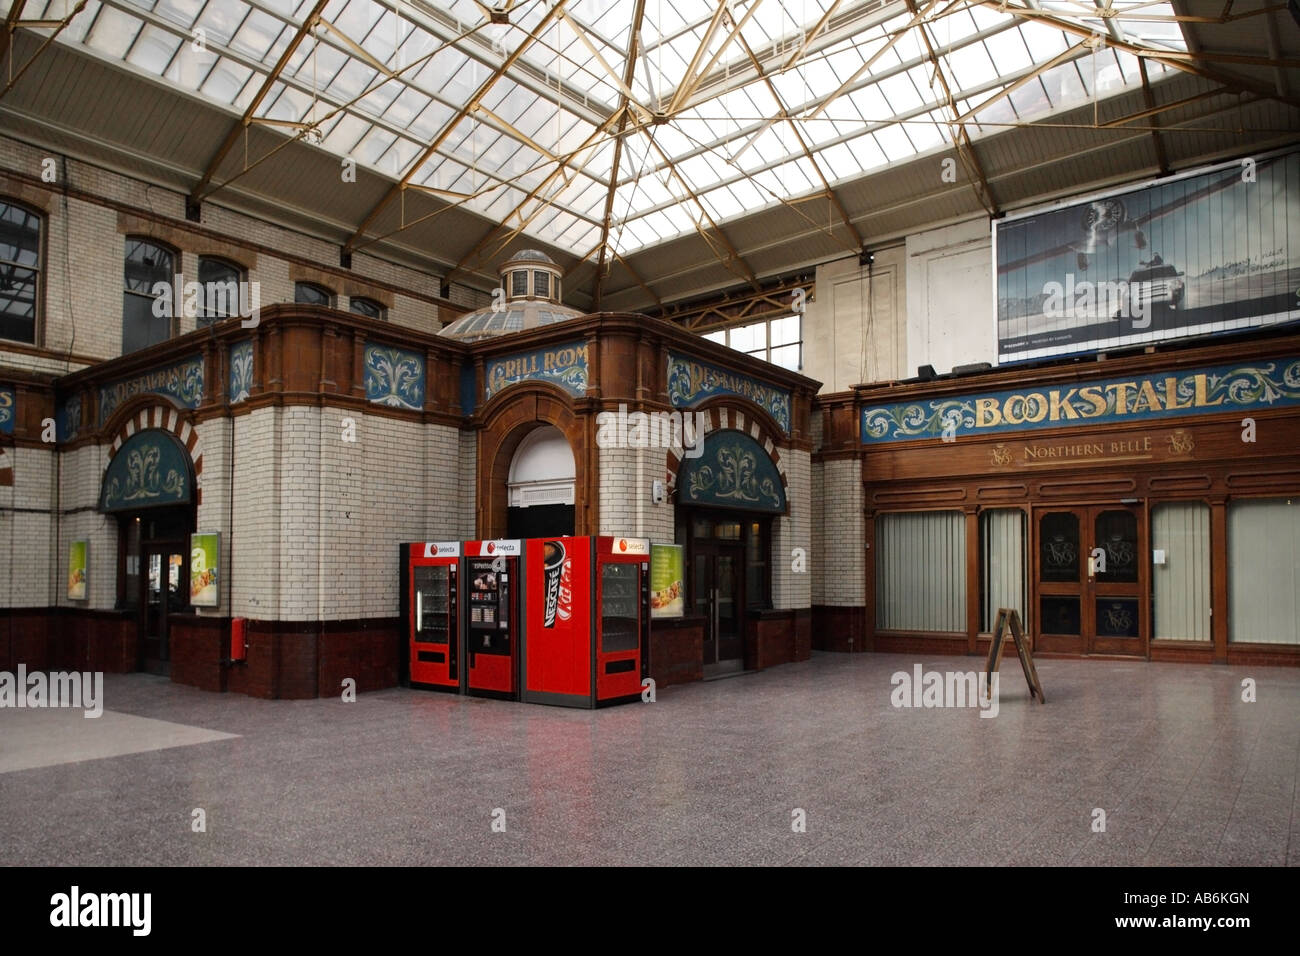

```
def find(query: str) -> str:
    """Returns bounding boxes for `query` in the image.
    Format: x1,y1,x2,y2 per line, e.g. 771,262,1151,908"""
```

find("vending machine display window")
601,563,640,653
414,565,451,644
468,560,511,654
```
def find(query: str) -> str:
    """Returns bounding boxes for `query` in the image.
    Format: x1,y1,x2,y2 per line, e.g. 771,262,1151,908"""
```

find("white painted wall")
905,217,997,375
802,244,908,391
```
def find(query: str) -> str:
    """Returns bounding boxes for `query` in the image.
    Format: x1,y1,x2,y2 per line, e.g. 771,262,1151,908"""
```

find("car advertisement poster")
995,149,1300,363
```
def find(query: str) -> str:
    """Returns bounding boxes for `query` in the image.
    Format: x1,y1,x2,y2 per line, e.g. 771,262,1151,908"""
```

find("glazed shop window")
196,257,245,326
349,296,386,320
876,511,966,632
0,199,41,344
123,237,176,354
295,281,334,307
1228,498,1300,645
1153,502,1211,642
979,509,1026,633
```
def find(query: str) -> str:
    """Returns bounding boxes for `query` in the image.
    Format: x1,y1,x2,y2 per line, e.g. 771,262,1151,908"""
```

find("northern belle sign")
861,356,1300,444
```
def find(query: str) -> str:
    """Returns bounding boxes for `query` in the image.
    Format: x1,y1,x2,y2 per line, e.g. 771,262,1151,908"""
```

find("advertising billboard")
996,150,1300,363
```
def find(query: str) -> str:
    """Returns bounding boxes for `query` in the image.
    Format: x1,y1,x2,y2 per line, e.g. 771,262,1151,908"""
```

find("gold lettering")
975,397,1002,428
1023,393,1048,423
1110,382,1134,415
1003,395,1026,426
1193,373,1224,407
1049,388,1079,421
1132,380,1162,414
1078,386,1107,417
1163,377,1191,410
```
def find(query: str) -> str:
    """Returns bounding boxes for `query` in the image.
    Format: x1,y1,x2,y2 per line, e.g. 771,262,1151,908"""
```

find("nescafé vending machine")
462,539,523,700
399,541,462,692
522,536,650,708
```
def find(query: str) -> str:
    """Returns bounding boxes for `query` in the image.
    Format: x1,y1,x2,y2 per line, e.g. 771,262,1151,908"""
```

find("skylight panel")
981,29,1033,77
154,0,203,31
943,38,999,92
86,4,143,59
201,56,253,103
873,123,916,163
877,71,925,115
126,23,181,77
230,8,284,61
192,0,250,48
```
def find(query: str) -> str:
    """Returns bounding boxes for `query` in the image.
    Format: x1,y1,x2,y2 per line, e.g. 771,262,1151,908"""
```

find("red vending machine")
399,541,462,692
522,536,651,708
462,539,523,700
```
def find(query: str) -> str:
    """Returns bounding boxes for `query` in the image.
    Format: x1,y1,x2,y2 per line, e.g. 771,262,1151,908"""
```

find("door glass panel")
1094,510,1139,583
1040,596,1080,635
1096,598,1140,638
1039,512,1080,582
714,521,741,540
414,565,449,644
717,554,737,634
601,564,639,652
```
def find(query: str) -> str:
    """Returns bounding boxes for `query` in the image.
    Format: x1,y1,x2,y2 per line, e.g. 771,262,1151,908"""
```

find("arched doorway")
673,423,788,676
506,425,575,538
100,427,197,675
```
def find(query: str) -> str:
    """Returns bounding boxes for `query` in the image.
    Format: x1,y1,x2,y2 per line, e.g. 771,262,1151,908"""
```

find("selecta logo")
486,542,496,554
619,539,627,552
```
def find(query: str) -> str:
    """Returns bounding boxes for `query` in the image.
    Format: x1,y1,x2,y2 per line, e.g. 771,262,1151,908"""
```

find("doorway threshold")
703,661,750,682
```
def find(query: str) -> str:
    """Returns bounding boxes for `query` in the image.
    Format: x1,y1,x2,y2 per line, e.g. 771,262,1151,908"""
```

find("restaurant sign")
485,341,588,399
861,356,1300,443
667,353,792,433
99,355,204,426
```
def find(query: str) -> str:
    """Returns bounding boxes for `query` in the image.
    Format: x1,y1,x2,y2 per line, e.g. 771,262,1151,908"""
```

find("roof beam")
1136,57,1170,175
907,0,997,215
593,0,648,310
732,28,864,251
644,135,760,290
444,107,628,284
188,0,329,205
975,1,1300,107
0,1,88,101
343,0,570,256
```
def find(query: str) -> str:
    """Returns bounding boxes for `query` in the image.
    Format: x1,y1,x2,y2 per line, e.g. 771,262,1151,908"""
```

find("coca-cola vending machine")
522,536,651,708
462,539,523,700
399,541,461,692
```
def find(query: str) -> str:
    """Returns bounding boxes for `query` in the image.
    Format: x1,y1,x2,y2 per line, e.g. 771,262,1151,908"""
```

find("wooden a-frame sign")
984,608,1045,704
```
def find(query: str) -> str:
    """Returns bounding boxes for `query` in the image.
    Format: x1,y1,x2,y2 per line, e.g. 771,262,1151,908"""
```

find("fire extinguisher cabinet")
521,535,651,708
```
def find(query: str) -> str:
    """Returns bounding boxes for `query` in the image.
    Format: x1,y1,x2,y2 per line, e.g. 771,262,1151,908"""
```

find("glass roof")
18,0,1187,260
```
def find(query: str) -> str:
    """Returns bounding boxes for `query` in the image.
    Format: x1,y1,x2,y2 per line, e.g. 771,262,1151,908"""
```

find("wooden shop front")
847,331,1300,666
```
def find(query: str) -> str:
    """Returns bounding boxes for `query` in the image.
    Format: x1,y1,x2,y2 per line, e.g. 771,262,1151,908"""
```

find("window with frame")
0,199,41,344
702,314,802,371
294,281,334,306
123,237,176,354
349,296,386,320
533,271,550,299
510,270,528,298
197,257,245,326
